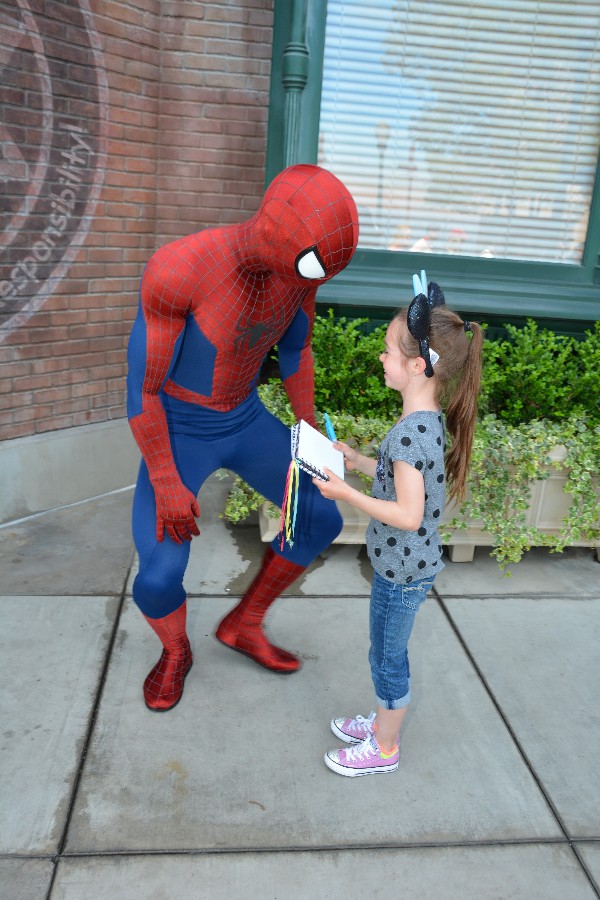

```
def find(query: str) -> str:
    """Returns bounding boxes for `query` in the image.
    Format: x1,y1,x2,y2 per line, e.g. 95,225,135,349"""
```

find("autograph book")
291,419,345,481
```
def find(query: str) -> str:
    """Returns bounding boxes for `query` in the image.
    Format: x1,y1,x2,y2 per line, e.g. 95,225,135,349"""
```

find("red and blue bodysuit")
127,164,359,710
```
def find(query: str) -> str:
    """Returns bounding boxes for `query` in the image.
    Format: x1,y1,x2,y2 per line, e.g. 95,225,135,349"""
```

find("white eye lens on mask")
296,247,326,279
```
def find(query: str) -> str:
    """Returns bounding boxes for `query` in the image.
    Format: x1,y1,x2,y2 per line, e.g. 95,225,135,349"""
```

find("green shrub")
310,309,399,419
310,311,600,426
442,414,600,567
480,319,600,425
223,311,599,569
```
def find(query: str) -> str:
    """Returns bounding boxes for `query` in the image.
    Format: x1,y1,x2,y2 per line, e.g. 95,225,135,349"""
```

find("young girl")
313,274,483,776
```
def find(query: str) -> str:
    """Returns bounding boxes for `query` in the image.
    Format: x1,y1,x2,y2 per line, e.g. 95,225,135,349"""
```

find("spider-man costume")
127,164,359,710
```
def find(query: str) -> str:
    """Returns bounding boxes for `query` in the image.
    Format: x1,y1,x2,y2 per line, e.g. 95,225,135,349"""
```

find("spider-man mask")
248,164,359,282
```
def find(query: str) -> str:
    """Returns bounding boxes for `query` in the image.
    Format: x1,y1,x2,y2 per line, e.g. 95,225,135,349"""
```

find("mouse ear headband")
406,270,446,377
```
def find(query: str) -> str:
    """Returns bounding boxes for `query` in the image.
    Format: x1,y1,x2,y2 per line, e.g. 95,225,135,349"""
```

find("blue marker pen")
324,413,337,442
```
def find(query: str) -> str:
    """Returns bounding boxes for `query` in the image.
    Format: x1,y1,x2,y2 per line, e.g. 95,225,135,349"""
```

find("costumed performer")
127,164,359,711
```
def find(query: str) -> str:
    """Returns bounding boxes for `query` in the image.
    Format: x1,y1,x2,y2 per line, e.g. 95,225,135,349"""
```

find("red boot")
215,548,305,672
143,601,193,711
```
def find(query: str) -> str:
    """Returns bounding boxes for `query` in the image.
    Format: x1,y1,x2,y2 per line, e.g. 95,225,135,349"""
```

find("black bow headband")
406,271,446,378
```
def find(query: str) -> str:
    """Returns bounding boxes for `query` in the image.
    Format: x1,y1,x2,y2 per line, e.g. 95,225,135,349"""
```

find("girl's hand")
334,440,360,473
312,468,351,502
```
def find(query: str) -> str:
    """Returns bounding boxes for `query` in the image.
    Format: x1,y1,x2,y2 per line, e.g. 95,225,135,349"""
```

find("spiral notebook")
291,419,345,481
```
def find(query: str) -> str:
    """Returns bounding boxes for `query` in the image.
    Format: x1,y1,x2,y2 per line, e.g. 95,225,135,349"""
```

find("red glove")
151,473,201,544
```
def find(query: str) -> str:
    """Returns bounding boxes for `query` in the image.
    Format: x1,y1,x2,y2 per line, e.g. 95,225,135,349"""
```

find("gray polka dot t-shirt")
366,411,446,584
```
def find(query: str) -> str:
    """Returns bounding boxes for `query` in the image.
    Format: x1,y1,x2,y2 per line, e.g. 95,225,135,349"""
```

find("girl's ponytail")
443,321,484,502
395,306,484,503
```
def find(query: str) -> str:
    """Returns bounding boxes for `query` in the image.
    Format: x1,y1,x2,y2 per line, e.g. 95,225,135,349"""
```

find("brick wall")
0,0,274,440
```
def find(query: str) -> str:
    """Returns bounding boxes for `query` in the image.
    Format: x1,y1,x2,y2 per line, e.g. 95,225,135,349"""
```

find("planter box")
439,455,600,561
258,451,600,562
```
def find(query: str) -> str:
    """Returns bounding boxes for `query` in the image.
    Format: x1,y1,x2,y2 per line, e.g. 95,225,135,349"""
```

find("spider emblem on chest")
233,314,283,355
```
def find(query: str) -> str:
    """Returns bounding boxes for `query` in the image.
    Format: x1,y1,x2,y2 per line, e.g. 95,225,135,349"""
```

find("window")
268,0,600,327
319,0,600,263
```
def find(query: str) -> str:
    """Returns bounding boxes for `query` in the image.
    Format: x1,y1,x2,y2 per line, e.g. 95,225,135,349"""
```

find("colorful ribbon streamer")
279,459,300,550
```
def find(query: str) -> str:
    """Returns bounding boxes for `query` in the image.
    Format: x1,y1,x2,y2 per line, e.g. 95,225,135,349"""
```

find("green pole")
281,0,310,166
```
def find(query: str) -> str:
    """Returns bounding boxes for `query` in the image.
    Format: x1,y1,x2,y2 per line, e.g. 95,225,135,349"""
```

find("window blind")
318,0,600,263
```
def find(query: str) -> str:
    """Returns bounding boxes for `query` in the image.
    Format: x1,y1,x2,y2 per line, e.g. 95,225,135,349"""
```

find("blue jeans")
369,571,434,710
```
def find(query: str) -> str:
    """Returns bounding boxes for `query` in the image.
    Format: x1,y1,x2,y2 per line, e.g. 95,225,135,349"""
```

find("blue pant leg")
133,397,343,616
368,573,434,710
228,405,342,567
132,461,189,617
132,434,221,618
368,573,415,710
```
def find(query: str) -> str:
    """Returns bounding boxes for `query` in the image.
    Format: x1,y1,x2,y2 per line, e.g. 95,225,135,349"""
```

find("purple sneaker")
324,734,399,777
331,711,376,744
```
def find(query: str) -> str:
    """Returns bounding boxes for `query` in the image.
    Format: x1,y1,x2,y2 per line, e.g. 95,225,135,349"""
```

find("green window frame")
266,0,600,335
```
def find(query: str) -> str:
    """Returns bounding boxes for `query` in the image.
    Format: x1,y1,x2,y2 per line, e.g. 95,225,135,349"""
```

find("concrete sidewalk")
1,473,599,899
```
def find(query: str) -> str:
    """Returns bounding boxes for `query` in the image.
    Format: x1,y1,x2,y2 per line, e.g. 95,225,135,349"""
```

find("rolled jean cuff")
375,685,411,710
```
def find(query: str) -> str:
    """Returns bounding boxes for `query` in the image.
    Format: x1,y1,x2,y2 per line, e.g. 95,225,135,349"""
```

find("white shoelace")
349,712,376,734
345,735,378,761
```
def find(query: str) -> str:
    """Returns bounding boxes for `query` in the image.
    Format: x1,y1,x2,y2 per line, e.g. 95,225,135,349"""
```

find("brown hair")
395,306,484,503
